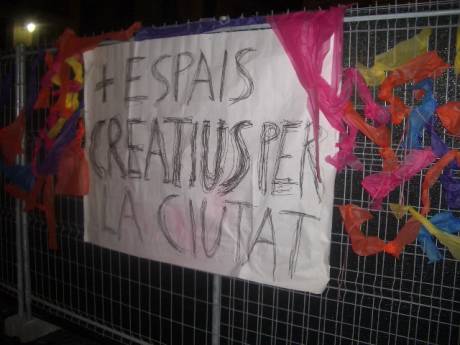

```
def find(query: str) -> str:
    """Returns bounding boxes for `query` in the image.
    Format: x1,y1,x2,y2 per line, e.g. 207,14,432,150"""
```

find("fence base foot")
4,314,60,343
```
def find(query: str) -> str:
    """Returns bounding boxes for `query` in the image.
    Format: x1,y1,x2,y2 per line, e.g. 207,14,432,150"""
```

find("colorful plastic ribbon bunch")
357,28,432,86
0,23,141,250
338,27,460,264
339,204,420,257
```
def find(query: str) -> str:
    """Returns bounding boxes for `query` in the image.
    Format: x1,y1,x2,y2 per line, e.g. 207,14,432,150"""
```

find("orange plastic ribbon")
339,204,420,257
421,150,460,215
378,51,448,125
55,120,89,196
437,102,460,136
0,111,25,166
343,102,398,171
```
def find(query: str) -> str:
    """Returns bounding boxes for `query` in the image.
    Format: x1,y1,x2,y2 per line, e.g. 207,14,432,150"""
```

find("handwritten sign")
84,29,338,293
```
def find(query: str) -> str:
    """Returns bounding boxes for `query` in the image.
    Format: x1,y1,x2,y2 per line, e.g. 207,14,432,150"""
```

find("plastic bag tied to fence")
437,102,460,136
268,7,345,181
405,79,436,149
341,101,399,172
390,204,460,260
429,125,460,209
325,68,391,171
0,111,25,166
418,212,460,263
55,119,89,196
421,150,460,215
339,204,421,257
1,24,141,252
378,51,448,125
357,28,432,86
361,148,435,208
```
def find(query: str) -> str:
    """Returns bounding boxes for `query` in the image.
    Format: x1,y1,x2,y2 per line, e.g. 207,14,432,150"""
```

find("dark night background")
0,0,393,50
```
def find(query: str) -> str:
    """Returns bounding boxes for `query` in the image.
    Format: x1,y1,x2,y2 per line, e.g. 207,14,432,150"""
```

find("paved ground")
0,296,101,345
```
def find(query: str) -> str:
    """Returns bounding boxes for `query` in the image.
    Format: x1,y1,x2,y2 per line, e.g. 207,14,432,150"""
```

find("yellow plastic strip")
358,28,432,86
455,27,460,74
390,204,460,260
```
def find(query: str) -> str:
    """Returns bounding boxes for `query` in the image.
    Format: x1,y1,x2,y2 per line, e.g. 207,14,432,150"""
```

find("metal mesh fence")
0,54,17,298
1,1,460,345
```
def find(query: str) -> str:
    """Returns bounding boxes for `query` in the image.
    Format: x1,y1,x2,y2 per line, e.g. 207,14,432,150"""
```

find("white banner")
84,29,338,293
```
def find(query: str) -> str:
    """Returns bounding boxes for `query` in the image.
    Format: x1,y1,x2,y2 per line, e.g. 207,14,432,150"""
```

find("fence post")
14,42,26,320
212,274,221,345
4,43,59,343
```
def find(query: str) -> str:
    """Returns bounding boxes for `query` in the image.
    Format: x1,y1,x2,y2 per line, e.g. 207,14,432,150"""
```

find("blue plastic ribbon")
418,212,460,263
0,159,35,192
405,79,436,149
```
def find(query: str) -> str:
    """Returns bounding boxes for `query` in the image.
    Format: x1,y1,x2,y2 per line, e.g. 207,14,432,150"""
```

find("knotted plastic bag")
418,212,460,263
378,51,448,125
404,79,436,149
55,120,89,196
357,28,432,86
437,102,460,136
325,68,389,171
421,150,460,215
362,149,435,206
391,204,460,260
0,111,25,166
339,204,421,257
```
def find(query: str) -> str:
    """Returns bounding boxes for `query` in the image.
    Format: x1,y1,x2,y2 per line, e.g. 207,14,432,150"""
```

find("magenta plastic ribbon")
268,7,345,181
362,149,436,207
325,69,389,171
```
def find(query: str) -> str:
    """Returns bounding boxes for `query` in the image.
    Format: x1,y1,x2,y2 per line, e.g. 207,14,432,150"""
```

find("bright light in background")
25,22,36,33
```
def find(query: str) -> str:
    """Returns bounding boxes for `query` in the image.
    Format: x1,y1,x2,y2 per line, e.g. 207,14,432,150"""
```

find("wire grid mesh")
0,54,18,297
1,1,459,345
220,3,460,345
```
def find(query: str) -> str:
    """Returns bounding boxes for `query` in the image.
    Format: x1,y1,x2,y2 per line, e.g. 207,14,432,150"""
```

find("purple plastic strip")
36,108,81,175
135,16,266,41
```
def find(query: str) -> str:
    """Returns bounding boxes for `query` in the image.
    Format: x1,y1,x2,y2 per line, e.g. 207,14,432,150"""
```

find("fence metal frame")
2,1,460,344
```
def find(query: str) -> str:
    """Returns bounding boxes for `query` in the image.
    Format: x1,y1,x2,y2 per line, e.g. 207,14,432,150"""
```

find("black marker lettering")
187,51,215,104
107,117,126,178
271,121,301,195
89,120,106,178
201,120,227,192
144,118,170,183
174,52,194,102
258,122,279,194
189,122,198,187
189,199,196,256
157,194,184,253
229,48,256,104
95,64,114,103
125,57,148,103
200,198,227,258
127,118,146,179
300,122,321,201
164,117,192,187
225,200,253,264
219,120,252,194
247,207,277,280
151,54,171,103
219,50,228,102
102,183,116,234
118,189,143,241
279,210,319,278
